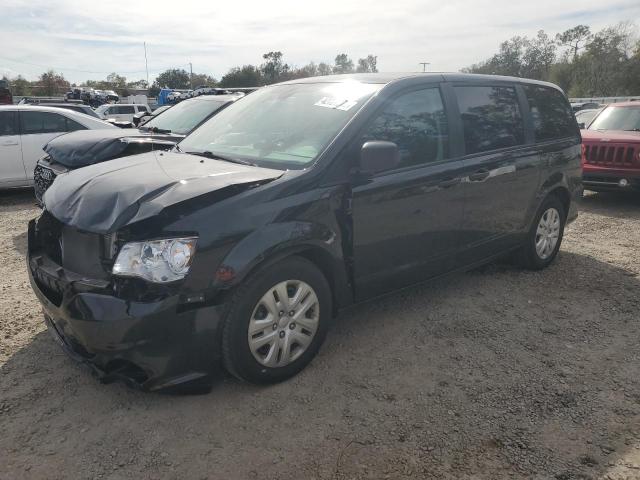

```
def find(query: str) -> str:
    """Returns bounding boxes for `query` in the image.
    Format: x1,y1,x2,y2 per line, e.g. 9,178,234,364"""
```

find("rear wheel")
517,195,566,270
222,256,331,384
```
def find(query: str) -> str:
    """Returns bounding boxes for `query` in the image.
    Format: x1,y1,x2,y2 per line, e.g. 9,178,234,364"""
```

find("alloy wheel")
247,280,320,368
535,207,561,260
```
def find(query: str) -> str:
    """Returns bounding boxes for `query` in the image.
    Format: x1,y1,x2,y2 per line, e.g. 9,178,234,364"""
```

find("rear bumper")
27,219,225,391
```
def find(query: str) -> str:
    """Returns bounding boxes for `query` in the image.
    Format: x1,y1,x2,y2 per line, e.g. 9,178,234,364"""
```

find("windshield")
143,99,226,135
95,105,108,114
178,82,382,169
589,105,640,131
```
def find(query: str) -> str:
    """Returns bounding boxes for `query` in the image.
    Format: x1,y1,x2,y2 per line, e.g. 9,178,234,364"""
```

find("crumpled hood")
43,151,283,234
45,129,183,168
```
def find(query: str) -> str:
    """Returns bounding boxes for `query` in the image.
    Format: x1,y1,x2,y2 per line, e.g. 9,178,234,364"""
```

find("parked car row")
0,105,116,189
25,73,584,391
33,93,241,202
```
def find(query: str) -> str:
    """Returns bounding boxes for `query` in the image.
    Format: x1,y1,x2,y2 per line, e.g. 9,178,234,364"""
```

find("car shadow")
581,190,640,219
1,249,638,479
0,188,37,211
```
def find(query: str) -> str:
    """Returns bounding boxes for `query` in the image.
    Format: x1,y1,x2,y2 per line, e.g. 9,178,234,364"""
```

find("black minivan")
27,73,582,391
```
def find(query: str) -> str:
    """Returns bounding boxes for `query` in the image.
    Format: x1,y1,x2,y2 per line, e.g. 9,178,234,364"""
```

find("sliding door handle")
468,169,490,182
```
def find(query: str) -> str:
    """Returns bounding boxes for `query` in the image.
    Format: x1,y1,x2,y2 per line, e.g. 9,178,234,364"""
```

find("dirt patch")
1,189,639,480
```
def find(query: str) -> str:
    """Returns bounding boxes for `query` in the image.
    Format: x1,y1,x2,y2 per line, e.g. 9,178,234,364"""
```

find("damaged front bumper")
27,219,225,391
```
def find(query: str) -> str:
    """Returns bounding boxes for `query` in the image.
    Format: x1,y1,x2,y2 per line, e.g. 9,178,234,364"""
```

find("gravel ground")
1,189,639,480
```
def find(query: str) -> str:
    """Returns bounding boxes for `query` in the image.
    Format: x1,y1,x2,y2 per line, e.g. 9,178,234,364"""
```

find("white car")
0,105,116,189
95,104,151,122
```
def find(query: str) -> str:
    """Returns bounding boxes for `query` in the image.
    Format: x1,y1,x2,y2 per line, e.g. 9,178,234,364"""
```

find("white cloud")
1,0,638,83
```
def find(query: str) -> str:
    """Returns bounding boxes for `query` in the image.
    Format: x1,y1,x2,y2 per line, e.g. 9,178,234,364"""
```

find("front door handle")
437,177,461,189
0,139,18,146
468,169,490,182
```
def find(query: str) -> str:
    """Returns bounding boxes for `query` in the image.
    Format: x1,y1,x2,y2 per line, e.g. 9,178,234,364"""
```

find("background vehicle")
0,80,13,105
132,105,171,126
28,73,581,391
34,94,240,202
95,104,150,122
575,108,601,128
24,103,101,119
0,105,115,189
571,101,601,112
581,101,640,191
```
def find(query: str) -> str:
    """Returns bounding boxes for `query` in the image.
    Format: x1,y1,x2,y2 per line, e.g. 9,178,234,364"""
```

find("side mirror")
577,122,585,129
360,141,399,174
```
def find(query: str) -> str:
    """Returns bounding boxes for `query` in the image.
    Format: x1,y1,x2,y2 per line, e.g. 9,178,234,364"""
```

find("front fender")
213,221,353,310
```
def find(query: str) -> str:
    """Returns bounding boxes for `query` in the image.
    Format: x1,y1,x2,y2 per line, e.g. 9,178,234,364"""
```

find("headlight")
112,237,198,283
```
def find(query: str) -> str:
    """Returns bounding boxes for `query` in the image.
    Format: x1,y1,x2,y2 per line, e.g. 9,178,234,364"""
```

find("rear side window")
362,87,449,171
455,85,525,154
65,118,86,132
524,86,576,141
0,111,17,136
21,111,67,134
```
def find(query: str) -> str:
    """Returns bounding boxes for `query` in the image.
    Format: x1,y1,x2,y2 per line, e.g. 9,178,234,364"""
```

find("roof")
276,72,562,90
604,101,640,108
0,104,116,129
182,93,241,103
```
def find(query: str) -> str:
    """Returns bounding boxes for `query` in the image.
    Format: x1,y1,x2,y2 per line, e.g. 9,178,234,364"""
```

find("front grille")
34,165,57,204
584,144,638,167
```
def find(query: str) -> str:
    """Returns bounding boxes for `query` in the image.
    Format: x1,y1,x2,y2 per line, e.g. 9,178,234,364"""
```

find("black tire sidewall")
526,196,566,269
222,257,331,384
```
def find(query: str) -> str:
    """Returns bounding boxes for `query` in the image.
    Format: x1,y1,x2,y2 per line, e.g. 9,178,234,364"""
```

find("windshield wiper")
623,128,640,132
185,150,257,166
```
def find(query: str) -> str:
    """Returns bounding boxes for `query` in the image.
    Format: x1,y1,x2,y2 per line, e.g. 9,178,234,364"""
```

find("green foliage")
218,65,263,87
154,68,191,89
333,53,354,74
10,75,31,96
37,70,69,96
465,22,639,96
356,55,378,73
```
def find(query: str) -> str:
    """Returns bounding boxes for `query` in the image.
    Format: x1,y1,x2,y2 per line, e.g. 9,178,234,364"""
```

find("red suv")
581,102,640,191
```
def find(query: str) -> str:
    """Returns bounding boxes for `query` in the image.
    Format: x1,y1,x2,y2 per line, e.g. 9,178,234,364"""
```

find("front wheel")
221,256,331,384
517,195,566,270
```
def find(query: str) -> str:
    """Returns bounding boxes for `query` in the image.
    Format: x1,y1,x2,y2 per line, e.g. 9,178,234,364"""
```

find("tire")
517,195,566,270
221,256,332,384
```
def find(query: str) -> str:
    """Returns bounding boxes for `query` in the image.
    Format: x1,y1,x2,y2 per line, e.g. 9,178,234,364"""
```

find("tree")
154,69,191,89
10,75,31,96
521,31,556,79
126,79,149,90
260,51,289,84
317,62,332,76
106,72,127,90
556,25,592,61
38,70,69,96
333,54,354,74
356,55,378,73
190,73,217,87
218,65,262,87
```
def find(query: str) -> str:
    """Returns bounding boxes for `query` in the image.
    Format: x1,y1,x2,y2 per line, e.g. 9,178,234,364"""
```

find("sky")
1,0,639,84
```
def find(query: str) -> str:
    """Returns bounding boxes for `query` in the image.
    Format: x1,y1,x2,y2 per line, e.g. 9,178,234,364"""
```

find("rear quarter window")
524,86,577,141
0,111,18,136
455,85,525,155
21,111,68,134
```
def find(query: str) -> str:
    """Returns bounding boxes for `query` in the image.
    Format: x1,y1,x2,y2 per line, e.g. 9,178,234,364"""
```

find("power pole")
144,42,149,89
189,62,193,89
419,62,430,72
